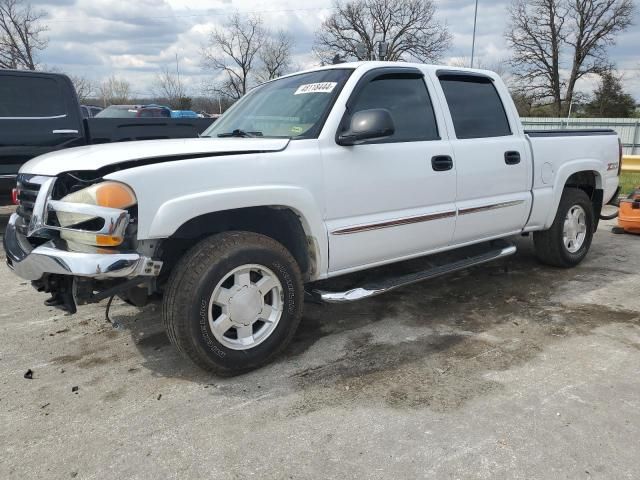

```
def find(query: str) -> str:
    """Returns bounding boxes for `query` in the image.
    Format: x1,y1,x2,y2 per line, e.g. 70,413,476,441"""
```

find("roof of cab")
279,60,499,80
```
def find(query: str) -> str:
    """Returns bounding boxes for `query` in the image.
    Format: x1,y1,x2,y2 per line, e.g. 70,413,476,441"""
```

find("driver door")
320,68,457,274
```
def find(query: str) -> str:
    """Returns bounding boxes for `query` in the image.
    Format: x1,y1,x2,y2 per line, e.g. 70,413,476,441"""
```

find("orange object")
617,188,640,234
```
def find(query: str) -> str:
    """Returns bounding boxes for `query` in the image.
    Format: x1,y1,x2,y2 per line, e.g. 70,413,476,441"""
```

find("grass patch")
620,171,640,196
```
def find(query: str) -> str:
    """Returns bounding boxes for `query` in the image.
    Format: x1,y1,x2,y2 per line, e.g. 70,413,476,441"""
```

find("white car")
5,62,621,374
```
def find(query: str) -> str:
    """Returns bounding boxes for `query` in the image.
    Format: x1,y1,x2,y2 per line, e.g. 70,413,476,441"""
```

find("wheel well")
564,170,603,228
157,207,314,283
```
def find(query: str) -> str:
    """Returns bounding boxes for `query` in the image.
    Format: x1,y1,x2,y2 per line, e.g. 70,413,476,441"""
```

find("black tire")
533,188,594,268
162,231,304,375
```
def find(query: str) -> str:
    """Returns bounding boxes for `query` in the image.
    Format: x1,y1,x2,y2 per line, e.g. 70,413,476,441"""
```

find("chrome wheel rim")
208,264,283,350
563,205,587,253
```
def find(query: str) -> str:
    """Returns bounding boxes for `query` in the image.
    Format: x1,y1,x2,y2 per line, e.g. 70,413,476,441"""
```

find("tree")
98,76,131,107
314,0,451,64
510,91,535,117
447,57,508,76
506,0,633,116
585,70,636,118
202,13,265,100
0,0,47,70
256,31,292,82
153,62,190,109
69,75,94,104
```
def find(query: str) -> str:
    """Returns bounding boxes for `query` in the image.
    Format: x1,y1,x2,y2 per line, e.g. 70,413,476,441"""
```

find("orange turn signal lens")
94,182,136,209
95,235,125,247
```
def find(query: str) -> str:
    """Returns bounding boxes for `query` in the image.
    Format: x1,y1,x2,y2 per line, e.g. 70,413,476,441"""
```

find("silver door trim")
331,210,457,235
457,200,525,216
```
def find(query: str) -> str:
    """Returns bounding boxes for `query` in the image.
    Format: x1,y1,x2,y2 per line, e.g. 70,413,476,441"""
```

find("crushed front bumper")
3,213,161,281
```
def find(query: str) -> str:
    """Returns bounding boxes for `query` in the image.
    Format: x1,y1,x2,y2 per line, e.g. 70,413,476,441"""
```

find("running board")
311,242,516,303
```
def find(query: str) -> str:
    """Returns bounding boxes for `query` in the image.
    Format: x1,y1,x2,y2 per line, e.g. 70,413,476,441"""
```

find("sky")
34,0,640,100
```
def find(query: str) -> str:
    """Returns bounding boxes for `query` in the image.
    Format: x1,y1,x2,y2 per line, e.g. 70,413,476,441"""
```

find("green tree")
585,70,636,118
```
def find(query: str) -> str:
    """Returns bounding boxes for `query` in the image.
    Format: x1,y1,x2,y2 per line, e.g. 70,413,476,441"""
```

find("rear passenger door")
436,72,532,244
0,73,84,181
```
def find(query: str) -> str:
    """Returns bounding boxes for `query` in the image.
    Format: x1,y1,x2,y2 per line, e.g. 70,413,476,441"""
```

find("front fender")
138,184,328,277
544,159,604,229
148,185,323,236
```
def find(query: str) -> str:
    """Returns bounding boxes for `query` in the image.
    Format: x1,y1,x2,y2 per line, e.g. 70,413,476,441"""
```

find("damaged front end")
4,174,162,313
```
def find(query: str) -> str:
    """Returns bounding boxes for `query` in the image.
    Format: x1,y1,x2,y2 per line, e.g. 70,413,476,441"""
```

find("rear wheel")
162,231,304,375
533,188,594,268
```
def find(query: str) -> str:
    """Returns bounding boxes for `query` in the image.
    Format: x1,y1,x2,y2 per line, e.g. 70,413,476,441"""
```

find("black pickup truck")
0,70,214,200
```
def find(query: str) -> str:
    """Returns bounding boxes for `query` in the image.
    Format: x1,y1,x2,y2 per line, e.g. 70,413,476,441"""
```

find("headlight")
57,181,136,247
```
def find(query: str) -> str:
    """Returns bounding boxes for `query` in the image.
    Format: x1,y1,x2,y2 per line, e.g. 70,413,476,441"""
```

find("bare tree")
0,0,47,70
506,0,634,116
153,61,187,109
202,13,265,100
447,57,509,77
98,76,131,107
314,0,451,64
69,75,94,104
256,31,292,83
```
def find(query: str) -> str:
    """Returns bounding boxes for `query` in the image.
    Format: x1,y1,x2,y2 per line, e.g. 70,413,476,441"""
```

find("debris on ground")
71,386,79,394
24,369,33,379
157,394,162,400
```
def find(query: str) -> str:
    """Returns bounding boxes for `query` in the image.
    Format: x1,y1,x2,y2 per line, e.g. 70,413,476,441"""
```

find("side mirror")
336,108,395,146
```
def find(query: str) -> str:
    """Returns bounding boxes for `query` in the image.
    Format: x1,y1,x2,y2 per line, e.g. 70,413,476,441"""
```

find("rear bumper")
3,213,161,281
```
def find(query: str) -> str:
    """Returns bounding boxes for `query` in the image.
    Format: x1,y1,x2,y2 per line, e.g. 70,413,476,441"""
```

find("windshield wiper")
217,129,262,138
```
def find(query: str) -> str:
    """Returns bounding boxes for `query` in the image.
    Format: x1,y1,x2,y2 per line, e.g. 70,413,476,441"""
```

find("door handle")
431,155,453,171
504,151,521,165
52,129,79,134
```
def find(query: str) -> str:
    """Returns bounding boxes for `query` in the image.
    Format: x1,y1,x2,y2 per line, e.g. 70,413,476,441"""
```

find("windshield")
203,69,352,139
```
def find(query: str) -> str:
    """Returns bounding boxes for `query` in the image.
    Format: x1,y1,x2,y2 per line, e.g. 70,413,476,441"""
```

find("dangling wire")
105,295,120,329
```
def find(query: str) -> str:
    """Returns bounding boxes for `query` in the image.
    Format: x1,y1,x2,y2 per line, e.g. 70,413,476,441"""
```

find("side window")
0,75,66,118
439,75,511,139
347,74,439,142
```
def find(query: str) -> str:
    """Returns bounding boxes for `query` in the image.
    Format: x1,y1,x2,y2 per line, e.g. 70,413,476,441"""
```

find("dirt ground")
1,211,639,480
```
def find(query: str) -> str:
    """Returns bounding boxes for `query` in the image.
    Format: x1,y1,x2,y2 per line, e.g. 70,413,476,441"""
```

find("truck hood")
20,137,291,176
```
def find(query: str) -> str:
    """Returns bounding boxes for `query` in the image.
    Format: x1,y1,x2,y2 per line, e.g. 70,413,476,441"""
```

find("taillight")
11,188,19,205
618,138,623,176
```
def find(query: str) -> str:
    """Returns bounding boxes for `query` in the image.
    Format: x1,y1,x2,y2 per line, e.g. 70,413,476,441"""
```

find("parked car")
95,104,172,118
80,105,103,118
0,70,214,199
171,110,199,118
4,62,621,374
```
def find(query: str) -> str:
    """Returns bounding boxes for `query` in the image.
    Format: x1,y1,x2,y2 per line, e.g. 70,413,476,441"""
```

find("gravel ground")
1,213,639,480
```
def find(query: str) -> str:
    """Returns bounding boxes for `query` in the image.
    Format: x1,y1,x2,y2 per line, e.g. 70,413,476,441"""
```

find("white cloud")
38,0,640,100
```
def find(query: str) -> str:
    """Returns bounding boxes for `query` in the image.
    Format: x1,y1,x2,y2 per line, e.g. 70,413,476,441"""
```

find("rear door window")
0,75,66,118
439,75,511,139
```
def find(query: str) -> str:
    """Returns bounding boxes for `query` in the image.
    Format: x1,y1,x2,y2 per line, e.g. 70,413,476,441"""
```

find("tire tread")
533,188,594,268
162,231,303,375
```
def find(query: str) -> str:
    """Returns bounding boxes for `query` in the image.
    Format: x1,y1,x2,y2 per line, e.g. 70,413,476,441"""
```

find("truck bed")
85,118,214,144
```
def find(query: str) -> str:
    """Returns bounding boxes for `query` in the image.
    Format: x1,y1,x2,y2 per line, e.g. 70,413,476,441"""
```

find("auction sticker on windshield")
294,82,337,95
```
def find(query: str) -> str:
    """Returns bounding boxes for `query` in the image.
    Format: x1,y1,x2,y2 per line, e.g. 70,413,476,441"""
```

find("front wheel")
533,188,594,268
162,231,304,375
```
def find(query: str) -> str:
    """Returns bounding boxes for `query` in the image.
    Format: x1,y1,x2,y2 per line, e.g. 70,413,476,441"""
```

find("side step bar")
311,242,516,303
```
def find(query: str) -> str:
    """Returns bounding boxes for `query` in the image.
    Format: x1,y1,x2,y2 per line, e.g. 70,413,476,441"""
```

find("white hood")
20,137,290,176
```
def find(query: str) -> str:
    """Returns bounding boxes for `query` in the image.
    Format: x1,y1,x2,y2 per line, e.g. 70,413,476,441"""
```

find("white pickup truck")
4,62,621,374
